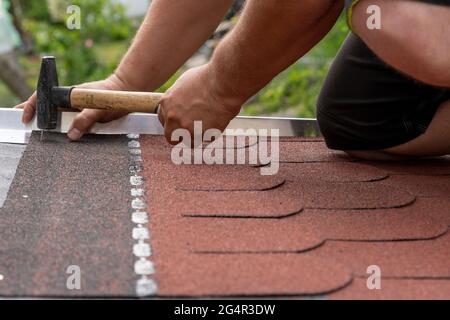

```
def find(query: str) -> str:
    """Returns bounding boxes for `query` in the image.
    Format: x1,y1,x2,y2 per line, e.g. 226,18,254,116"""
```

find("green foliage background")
22,0,135,85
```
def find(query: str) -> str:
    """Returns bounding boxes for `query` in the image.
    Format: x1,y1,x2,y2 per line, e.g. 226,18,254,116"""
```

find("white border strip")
127,133,158,297
0,144,26,207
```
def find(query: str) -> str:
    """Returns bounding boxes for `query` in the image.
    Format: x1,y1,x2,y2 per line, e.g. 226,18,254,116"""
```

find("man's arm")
115,0,235,92
159,0,344,143
210,0,344,105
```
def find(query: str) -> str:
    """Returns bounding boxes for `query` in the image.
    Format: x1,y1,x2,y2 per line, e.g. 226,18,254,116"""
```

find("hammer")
36,56,163,130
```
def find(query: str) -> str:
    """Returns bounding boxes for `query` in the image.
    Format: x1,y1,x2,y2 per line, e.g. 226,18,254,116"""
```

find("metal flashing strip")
0,109,32,144
0,107,321,144
0,108,165,144
0,143,26,207
228,115,321,137
0,130,30,145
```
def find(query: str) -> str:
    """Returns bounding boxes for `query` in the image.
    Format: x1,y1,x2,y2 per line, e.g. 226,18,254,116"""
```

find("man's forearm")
115,0,234,91
209,0,344,105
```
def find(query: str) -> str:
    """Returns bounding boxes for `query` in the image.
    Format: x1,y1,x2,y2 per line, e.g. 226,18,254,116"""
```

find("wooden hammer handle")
70,88,163,113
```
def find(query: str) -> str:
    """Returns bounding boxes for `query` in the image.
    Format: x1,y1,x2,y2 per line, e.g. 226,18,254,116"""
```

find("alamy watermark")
366,5,382,30
66,5,81,30
170,121,280,175
366,265,381,290
66,265,81,290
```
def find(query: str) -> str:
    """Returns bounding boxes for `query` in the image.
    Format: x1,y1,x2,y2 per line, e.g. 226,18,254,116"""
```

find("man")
17,0,450,160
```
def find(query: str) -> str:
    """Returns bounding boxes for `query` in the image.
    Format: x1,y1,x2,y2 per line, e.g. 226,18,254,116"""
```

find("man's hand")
158,64,242,145
14,74,131,141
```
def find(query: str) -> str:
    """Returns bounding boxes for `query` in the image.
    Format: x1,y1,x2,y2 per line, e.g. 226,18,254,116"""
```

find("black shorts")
317,33,450,151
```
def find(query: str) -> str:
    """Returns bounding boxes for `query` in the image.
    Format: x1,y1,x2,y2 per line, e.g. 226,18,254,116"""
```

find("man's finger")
16,92,37,124
67,109,102,141
163,119,182,146
157,102,165,127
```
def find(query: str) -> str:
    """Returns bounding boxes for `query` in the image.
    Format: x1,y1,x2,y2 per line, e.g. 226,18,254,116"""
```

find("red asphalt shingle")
174,165,285,191
177,190,304,218
140,135,450,299
169,199,448,254
279,162,389,182
278,141,357,163
155,254,353,297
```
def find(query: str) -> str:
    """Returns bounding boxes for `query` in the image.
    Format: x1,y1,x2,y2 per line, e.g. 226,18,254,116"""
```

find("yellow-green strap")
346,0,361,33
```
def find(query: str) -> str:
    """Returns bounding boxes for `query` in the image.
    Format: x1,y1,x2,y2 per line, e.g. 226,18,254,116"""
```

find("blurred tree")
8,0,34,54
22,0,134,85
0,0,33,100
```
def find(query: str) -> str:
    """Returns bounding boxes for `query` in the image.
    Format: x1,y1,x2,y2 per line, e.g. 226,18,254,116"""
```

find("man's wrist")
207,58,250,112
108,70,140,92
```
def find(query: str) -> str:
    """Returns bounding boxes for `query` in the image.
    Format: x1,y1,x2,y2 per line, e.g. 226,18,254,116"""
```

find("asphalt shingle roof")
0,132,448,299
140,135,450,299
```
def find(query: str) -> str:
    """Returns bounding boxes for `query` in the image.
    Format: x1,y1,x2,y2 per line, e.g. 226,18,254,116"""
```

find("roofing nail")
130,176,143,186
132,227,150,240
132,211,149,224
132,198,147,210
136,278,157,297
128,140,140,148
131,188,145,197
129,148,142,156
129,164,143,173
133,243,152,257
131,156,143,162
127,134,140,139
134,259,155,276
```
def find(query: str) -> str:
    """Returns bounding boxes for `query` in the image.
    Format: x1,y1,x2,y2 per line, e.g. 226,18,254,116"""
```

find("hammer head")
37,56,59,130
